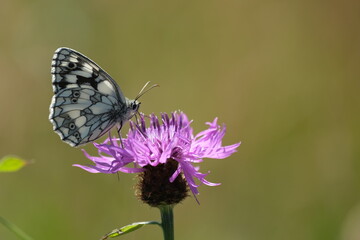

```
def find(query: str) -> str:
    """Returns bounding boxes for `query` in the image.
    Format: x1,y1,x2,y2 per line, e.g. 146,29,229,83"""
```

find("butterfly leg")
134,113,139,125
117,122,124,148
108,131,115,146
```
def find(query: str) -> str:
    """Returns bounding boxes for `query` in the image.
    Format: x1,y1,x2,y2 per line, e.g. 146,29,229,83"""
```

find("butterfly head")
125,81,158,120
126,98,141,119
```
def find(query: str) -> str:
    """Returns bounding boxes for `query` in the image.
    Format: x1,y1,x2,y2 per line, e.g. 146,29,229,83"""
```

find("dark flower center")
136,159,188,207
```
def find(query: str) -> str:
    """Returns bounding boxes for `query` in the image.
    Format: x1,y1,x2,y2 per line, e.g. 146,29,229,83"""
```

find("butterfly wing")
49,48,125,146
51,47,125,103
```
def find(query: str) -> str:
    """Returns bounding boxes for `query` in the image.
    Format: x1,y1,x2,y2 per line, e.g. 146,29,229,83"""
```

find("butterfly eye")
67,62,77,69
132,103,138,110
71,98,78,103
69,123,76,130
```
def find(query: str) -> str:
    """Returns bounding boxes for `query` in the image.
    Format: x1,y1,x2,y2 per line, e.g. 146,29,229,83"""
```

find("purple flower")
74,112,240,200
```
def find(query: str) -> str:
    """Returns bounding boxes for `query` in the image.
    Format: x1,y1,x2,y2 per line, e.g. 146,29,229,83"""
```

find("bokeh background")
0,1,359,240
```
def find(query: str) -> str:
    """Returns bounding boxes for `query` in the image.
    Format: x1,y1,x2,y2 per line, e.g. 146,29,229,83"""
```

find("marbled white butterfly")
49,47,152,147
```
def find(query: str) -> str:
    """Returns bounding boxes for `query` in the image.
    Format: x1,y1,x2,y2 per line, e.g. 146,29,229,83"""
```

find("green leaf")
0,156,28,172
101,221,161,239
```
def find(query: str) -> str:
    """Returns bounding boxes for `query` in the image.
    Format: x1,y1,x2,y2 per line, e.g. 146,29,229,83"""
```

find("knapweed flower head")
74,112,240,206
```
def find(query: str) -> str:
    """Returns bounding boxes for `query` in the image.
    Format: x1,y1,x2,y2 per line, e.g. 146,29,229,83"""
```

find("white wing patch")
98,81,116,95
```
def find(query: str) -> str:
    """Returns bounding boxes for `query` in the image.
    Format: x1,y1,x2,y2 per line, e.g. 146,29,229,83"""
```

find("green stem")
158,205,174,240
0,216,33,240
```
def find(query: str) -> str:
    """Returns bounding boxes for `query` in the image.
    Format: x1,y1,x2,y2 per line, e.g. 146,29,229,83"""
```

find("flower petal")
75,112,240,200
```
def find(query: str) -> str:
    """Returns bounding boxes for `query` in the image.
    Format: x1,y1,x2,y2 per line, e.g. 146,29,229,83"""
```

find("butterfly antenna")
135,81,159,101
137,81,151,97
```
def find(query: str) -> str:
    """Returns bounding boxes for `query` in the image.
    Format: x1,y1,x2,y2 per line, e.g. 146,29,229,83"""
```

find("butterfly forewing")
49,47,131,147
51,48,125,103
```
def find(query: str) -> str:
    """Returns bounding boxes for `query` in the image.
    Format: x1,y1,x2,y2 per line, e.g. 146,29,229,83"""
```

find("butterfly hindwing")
50,87,119,146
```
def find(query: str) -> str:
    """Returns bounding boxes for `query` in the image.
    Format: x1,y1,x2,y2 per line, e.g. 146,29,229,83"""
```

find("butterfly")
49,47,155,147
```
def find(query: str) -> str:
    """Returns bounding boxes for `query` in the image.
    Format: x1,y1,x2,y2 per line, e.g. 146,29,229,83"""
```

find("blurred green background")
0,1,359,239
